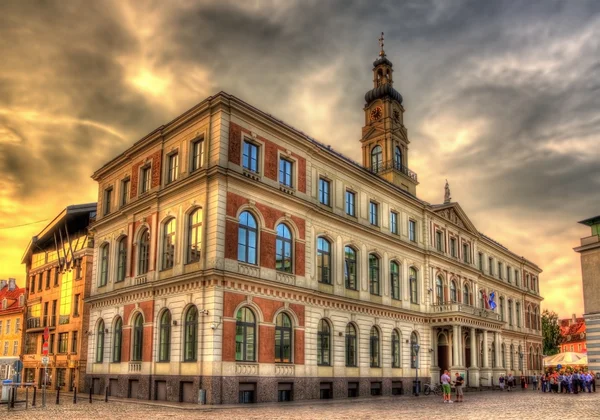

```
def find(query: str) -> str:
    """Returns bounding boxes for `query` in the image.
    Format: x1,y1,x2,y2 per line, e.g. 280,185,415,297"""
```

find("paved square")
5,390,600,419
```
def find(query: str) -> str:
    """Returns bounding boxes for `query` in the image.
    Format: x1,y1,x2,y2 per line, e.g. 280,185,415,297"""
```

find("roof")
578,215,600,226
21,203,97,264
0,285,25,316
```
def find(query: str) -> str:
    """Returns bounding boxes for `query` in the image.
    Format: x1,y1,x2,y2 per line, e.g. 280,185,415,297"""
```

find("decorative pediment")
432,203,478,234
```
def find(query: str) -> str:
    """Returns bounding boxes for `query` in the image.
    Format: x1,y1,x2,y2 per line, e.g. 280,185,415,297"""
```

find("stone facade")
86,51,543,404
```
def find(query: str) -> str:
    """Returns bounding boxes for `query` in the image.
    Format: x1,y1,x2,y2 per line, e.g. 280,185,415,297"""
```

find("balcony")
369,160,418,182
430,303,501,322
26,317,41,330
128,361,142,372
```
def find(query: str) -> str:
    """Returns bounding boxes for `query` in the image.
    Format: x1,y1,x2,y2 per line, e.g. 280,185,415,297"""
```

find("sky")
1,0,599,318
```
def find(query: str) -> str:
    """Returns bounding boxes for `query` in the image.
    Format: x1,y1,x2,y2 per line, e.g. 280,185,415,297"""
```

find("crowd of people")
498,370,596,394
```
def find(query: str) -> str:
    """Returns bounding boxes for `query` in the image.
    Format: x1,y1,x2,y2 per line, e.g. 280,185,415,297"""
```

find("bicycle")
423,383,441,396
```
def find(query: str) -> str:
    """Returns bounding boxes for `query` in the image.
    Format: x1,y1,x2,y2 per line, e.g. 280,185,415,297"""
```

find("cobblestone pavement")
4,389,600,419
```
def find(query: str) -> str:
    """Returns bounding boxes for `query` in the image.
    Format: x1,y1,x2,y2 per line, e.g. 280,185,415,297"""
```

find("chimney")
0,280,6,290
8,278,16,291
572,313,577,325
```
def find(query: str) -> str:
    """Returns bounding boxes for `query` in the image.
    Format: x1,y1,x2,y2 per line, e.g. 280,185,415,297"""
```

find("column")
482,330,489,368
431,327,438,367
494,332,501,368
470,327,477,368
452,325,459,366
457,325,463,366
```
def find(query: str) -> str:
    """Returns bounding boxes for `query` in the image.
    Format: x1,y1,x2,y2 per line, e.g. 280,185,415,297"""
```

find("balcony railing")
26,317,41,329
369,160,418,182
430,303,501,321
129,361,142,372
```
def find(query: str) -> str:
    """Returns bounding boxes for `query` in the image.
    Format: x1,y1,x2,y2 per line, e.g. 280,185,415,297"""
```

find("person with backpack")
454,372,464,402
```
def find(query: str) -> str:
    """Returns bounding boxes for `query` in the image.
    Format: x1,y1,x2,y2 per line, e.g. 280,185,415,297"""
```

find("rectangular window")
141,166,152,193
479,253,484,271
3,341,7,356
121,178,130,207
43,302,48,326
51,300,57,326
167,152,179,183
54,268,59,286
73,294,80,317
13,341,18,356
279,158,293,187
498,262,503,279
345,190,356,217
103,188,112,215
5,320,10,334
390,211,398,234
319,178,330,206
45,270,50,289
435,231,443,252
450,238,457,257
409,220,416,242
489,257,493,276
462,243,469,263
242,140,259,173
191,138,204,171
48,333,54,354
58,332,68,354
29,276,35,294
38,273,42,291
71,331,78,353
507,266,511,283
369,202,379,226
15,319,20,333
515,270,519,286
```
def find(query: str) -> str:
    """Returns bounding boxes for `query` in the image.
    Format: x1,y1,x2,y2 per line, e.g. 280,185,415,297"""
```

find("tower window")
394,147,402,170
371,146,383,173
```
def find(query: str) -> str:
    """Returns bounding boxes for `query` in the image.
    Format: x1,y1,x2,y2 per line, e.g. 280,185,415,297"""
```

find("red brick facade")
130,149,162,198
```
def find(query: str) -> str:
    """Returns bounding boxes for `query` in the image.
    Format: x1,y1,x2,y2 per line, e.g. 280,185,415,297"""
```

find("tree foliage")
542,309,561,356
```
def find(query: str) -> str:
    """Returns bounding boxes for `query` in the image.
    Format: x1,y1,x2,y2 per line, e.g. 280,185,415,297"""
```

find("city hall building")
86,44,543,404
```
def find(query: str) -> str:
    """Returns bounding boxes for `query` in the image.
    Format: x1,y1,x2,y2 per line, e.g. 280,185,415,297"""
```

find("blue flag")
489,291,497,310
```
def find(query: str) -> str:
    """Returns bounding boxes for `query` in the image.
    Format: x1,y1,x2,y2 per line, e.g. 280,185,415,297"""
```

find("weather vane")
378,32,385,56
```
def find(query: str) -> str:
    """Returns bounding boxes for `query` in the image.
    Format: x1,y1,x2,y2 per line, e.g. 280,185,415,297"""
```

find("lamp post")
413,343,421,396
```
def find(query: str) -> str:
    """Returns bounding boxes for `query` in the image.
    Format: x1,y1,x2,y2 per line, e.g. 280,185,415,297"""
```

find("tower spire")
378,32,385,57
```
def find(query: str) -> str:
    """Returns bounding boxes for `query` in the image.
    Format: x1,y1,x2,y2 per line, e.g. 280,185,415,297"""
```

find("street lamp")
413,343,421,396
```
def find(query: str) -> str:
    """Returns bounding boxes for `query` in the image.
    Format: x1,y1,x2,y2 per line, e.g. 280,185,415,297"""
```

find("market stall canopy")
543,352,587,367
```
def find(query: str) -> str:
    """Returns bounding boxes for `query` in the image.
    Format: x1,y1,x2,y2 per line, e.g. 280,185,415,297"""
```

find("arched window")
317,319,331,366
187,209,202,263
534,307,540,330
369,255,380,295
390,261,400,300
450,280,457,303
275,224,293,273
499,297,505,321
491,343,496,368
501,343,506,368
344,246,357,290
526,305,531,329
138,229,150,275
99,244,109,287
436,276,443,304
116,237,127,283
409,268,418,304
516,302,521,327
518,345,523,371
96,319,104,363
317,237,331,284
395,146,402,170
184,306,198,362
529,347,534,371
158,310,171,362
510,344,514,370
410,332,419,368
370,327,380,368
238,211,258,264
162,218,176,270
235,307,256,362
275,313,292,363
479,290,485,309
371,145,383,172
112,317,122,363
345,323,357,367
131,313,144,361
508,300,514,326
392,330,401,368
463,284,470,305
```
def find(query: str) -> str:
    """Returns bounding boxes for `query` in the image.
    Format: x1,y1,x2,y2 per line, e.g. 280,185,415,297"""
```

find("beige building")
86,43,543,404
574,215,600,373
21,204,96,391
0,279,26,381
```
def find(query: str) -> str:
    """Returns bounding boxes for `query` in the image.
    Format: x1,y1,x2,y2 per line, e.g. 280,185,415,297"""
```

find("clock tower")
361,33,418,195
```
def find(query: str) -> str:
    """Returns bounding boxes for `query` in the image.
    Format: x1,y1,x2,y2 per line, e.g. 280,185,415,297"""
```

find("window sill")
182,360,197,363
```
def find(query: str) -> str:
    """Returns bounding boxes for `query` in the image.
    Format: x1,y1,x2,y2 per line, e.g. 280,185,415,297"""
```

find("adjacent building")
86,43,543,404
21,203,96,391
0,279,26,380
559,314,587,354
574,215,600,372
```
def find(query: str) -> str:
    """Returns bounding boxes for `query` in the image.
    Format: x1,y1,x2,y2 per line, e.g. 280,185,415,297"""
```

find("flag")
489,291,497,310
482,290,489,309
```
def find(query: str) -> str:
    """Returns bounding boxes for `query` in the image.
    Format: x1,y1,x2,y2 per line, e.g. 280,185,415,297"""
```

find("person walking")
499,374,505,391
520,375,526,391
441,370,453,403
454,372,464,402
507,373,514,392
532,374,538,391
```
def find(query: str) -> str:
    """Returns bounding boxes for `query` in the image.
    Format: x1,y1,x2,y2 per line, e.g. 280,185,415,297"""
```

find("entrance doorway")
437,332,449,373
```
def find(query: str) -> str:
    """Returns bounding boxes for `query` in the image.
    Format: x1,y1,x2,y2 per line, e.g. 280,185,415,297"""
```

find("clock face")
370,106,383,121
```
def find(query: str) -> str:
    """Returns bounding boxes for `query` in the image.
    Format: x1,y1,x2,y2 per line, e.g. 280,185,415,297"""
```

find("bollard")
104,386,108,403
10,387,16,409
26,387,29,410
89,387,92,403
32,386,37,407
6,388,9,412
56,387,60,405
73,387,77,404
